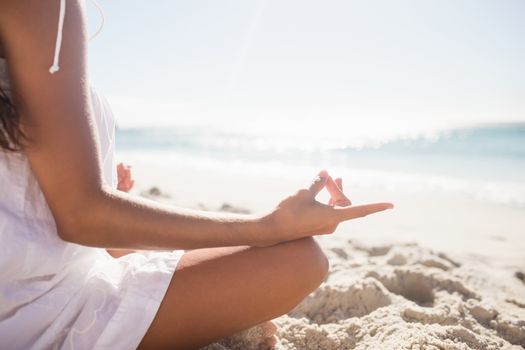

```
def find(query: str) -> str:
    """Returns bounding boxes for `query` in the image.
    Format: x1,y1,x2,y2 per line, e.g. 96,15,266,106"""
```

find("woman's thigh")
138,237,329,349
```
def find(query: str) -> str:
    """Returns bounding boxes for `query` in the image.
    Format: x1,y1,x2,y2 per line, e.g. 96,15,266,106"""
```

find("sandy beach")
1,1,524,348
120,157,525,350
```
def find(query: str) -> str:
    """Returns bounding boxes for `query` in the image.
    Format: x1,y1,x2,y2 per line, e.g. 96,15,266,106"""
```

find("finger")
335,202,394,221
117,163,126,178
334,177,352,206
326,176,351,206
328,181,335,205
308,170,329,198
335,177,343,191
327,177,342,206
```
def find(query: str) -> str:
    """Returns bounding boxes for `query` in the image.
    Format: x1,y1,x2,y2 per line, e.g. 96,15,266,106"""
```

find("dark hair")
0,86,24,152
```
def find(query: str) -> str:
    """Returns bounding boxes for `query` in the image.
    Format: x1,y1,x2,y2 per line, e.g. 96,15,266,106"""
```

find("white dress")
0,58,185,349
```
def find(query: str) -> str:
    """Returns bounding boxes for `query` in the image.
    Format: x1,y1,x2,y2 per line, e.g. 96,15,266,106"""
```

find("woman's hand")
117,163,134,192
261,170,393,246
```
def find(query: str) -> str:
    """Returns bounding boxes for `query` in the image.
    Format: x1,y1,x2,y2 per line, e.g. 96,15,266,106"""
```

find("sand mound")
203,241,525,350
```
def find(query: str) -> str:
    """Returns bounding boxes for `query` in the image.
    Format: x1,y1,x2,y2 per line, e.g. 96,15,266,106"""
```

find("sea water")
115,122,525,207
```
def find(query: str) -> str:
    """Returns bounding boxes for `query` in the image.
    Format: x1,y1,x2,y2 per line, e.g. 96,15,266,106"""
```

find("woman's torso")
0,56,117,320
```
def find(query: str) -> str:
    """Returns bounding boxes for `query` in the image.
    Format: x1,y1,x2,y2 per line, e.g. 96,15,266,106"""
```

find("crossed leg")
138,237,329,349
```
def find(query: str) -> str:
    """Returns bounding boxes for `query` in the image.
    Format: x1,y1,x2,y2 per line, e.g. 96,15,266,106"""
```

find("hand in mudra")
262,170,393,246
117,162,134,192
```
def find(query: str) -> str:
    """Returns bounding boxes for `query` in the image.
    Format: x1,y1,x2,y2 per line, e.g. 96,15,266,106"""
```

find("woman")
0,1,393,349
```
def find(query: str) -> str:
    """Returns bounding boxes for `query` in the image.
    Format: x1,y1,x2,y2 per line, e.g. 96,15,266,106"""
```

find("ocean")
115,122,525,207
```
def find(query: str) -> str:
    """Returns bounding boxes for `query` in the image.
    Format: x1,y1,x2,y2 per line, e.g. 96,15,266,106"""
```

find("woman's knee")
274,237,329,291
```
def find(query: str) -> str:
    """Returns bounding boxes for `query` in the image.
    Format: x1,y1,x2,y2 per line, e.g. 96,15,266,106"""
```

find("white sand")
121,157,525,349
277,241,524,349
204,240,524,349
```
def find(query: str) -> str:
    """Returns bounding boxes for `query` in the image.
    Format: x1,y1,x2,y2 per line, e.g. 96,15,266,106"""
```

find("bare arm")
0,0,267,250
0,0,392,251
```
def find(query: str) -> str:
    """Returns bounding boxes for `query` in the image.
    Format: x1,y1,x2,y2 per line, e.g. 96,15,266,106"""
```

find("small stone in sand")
148,186,162,196
219,203,251,214
515,270,525,282
140,186,171,199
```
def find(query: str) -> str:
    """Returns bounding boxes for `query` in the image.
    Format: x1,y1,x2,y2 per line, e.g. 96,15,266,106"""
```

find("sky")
85,0,525,133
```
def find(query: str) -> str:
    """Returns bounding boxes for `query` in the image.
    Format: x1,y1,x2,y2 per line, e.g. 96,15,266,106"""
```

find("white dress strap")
48,0,105,75
48,0,65,74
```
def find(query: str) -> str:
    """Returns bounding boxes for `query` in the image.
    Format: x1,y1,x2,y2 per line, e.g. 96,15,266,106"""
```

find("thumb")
308,170,329,198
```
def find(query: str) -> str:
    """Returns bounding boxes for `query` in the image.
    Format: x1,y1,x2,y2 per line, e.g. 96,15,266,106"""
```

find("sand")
203,241,525,349
120,157,525,349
